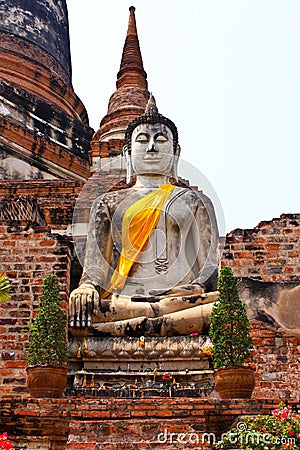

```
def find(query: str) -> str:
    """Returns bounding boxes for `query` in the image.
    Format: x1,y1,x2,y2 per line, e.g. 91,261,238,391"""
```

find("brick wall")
0,196,299,401
0,224,71,396
0,177,299,410
222,213,300,281
0,180,83,228
0,199,299,446
1,397,297,449
251,324,300,402
221,214,300,403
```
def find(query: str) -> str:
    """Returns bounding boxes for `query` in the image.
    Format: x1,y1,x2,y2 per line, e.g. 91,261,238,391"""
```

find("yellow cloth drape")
104,183,176,295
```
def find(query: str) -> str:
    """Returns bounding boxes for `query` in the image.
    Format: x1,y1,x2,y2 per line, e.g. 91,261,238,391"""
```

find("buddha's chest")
111,193,197,239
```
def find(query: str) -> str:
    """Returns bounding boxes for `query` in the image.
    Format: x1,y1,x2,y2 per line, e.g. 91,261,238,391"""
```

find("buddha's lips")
143,156,162,161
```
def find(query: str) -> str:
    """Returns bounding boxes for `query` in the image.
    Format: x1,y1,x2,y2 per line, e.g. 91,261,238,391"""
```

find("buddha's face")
130,123,174,176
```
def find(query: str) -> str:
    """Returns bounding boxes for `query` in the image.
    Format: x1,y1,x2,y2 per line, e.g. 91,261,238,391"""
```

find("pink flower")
0,433,14,450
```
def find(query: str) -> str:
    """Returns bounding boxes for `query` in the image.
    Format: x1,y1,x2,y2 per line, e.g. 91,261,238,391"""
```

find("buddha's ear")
123,145,133,184
171,144,181,182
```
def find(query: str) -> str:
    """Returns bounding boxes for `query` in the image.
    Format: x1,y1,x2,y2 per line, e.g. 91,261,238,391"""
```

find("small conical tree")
27,274,68,366
0,272,12,303
209,266,253,368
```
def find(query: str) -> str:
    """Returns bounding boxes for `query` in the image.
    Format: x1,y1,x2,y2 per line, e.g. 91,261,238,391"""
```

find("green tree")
209,266,253,368
27,274,68,366
0,273,12,303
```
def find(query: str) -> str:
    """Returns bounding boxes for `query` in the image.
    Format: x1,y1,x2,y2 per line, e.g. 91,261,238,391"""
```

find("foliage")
27,274,68,366
0,433,14,450
215,403,300,449
0,273,12,303
209,266,253,368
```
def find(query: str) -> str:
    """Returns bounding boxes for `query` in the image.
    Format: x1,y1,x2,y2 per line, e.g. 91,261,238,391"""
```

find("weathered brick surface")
221,215,300,403
0,224,71,396
0,18,93,179
0,107,90,178
0,42,89,125
0,181,299,447
0,183,299,403
251,324,300,402
0,179,83,228
1,397,298,449
223,214,300,281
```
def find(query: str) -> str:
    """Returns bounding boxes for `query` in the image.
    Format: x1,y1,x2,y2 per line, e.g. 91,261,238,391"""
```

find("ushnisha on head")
125,94,179,153
123,94,181,182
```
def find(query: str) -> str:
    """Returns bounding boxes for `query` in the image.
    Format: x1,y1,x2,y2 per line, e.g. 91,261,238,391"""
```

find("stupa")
0,0,92,180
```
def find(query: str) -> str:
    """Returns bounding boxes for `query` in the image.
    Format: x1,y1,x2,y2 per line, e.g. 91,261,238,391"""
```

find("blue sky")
67,1,300,234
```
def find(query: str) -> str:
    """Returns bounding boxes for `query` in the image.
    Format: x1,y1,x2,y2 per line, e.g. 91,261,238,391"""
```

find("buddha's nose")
146,137,158,152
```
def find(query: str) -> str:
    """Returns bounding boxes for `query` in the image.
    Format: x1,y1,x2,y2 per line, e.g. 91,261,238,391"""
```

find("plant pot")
214,366,255,399
26,365,68,398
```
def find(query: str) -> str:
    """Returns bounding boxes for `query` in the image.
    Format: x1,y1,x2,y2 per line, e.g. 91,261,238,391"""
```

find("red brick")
40,239,56,246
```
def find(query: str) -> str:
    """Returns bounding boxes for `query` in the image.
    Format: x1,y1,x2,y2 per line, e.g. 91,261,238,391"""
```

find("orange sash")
103,183,175,296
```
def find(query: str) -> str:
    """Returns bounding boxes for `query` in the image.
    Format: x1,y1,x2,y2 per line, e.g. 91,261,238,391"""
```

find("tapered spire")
116,6,148,90
144,93,159,116
91,6,150,168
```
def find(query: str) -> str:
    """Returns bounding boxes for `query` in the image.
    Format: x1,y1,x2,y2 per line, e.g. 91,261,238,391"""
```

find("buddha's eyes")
135,133,168,143
155,133,168,143
135,133,149,143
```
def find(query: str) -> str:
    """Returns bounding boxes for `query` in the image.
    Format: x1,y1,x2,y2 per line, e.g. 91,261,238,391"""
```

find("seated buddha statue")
69,95,219,336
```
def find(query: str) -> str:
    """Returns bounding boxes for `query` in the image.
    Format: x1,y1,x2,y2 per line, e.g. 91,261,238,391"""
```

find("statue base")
68,335,216,397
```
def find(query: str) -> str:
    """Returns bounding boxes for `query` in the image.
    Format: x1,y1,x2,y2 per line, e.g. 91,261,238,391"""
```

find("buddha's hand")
69,284,99,328
149,281,205,298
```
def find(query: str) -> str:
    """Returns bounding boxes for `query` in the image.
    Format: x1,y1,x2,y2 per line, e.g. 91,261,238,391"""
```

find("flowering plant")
162,373,172,382
202,339,213,356
161,373,172,387
215,403,300,449
0,433,14,450
202,346,212,356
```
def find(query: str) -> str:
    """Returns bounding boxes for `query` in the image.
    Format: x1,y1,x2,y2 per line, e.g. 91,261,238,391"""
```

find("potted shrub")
26,274,68,398
209,266,255,399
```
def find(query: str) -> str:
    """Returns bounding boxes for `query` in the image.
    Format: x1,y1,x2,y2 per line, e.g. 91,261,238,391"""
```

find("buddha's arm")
69,196,113,328
80,196,113,289
191,193,219,291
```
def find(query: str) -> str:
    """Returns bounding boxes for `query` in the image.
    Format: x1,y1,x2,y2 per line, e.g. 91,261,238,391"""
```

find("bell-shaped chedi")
91,6,150,171
0,0,93,180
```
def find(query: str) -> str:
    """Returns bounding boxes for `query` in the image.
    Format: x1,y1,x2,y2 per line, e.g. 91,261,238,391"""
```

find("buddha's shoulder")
172,186,212,205
92,185,214,209
92,187,133,207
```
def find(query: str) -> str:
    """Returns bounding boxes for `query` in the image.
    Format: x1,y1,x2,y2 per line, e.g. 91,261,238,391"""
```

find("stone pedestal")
68,335,214,395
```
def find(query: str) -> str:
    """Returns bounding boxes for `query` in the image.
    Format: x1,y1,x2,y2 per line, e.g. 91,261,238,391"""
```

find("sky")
66,0,300,234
